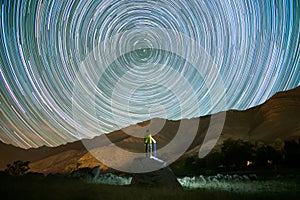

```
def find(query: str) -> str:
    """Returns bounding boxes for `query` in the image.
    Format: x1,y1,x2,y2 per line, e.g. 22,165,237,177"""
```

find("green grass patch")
1,173,299,200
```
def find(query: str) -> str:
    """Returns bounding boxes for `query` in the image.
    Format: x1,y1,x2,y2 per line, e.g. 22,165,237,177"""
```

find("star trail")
0,0,299,149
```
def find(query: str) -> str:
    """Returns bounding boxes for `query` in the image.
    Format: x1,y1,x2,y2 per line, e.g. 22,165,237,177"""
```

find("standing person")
144,130,156,158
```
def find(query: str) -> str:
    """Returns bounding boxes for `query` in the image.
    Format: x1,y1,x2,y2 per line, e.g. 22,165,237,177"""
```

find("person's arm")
151,137,156,143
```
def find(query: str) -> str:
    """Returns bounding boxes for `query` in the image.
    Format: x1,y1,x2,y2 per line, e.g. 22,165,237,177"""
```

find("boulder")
199,175,206,183
249,174,258,180
242,175,250,181
97,173,132,185
130,157,182,189
69,166,100,180
90,166,100,179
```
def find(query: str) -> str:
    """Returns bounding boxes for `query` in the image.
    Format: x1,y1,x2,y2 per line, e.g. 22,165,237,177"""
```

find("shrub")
5,160,30,175
221,139,253,168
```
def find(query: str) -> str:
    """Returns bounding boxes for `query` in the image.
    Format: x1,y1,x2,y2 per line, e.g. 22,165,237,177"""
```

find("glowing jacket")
144,134,153,144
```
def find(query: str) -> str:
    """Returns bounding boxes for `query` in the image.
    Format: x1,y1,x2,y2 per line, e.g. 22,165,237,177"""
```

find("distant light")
267,160,273,164
247,161,253,166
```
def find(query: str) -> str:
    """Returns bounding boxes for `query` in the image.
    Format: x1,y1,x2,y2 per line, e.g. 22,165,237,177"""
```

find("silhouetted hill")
0,86,299,174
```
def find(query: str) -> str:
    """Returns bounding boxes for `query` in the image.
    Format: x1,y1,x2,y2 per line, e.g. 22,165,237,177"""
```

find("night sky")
0,0,299,149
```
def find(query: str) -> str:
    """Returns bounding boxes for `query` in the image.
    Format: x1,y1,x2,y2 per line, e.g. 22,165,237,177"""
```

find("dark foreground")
1,173,299,200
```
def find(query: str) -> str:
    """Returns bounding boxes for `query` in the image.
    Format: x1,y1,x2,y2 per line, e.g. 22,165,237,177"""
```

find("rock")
97,173,131,185
130,156,167,173
179,177,189,184
233,174,242,181
130,157,182,189
178,177,187,186
217,173,224,180
191,176,196,182
178,176,196,186
199,175,206,183
208,175,219,182
212,178,220,183
207,176,212,182
69,166,100,180
242,175,250,181
249,174,258,180
90,166,100,179
224,174,232,181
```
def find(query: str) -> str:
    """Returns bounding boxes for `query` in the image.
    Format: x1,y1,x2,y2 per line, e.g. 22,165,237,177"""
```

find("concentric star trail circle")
0,0,299,148
73,28,227,171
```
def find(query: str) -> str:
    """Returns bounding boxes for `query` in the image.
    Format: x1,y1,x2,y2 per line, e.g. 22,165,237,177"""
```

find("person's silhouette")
144,130,156,157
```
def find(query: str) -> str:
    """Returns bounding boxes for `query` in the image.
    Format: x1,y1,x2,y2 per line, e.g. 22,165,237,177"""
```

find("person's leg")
149,143,152,157
145,144,148,157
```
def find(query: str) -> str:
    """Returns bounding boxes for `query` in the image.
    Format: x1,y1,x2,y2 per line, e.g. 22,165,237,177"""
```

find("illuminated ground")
1,172,299,200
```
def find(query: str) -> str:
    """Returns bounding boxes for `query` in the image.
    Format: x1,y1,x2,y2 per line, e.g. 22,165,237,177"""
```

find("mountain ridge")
0,85,299,173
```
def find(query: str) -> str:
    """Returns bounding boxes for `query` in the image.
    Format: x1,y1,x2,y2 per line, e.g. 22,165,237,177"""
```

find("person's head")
145,130,151,137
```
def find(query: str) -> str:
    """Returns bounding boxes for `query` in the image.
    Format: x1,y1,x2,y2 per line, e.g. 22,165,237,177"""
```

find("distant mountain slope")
223,86,300,142
0,140,86,171
0,86,299,173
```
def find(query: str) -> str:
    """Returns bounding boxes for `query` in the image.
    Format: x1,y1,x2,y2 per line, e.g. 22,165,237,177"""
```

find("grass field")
1,173,299,200
179,176,299,194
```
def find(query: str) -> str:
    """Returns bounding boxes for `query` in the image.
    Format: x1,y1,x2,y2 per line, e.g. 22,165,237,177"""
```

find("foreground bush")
5,160,30,175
